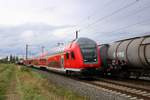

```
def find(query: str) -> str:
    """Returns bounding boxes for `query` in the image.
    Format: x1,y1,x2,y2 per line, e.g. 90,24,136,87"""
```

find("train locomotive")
99,35,150,78
23,37,101,75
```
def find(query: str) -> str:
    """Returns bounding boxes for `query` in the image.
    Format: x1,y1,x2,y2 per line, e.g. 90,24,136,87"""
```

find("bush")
20,67,30,72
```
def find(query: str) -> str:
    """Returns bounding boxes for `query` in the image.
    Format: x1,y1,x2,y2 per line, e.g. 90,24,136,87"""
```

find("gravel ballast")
33,69,133,100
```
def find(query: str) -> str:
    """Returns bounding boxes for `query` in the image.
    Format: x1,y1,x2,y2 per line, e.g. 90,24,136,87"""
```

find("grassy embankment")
0,64,87,100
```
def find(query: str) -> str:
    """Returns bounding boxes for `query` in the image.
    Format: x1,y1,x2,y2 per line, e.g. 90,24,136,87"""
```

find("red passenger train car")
24,37,101,75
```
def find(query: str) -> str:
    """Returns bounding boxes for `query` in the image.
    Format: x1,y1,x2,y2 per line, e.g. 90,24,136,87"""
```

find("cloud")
0,23,75,57
0,0,150,58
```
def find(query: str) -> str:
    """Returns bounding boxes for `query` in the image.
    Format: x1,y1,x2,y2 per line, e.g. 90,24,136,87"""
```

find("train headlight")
84,59,87,62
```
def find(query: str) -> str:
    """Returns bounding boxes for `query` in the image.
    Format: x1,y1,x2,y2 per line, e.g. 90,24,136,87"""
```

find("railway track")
51,72,150,100
80,78,150,100
96,78,150,92
27,66,150,100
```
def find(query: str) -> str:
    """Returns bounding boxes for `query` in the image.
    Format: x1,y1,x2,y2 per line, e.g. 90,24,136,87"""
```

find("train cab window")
66,52,69,59
71,51,75,59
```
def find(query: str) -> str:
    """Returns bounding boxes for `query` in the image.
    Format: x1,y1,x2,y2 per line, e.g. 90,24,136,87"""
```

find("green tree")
10,54,13,62
15,56,19,62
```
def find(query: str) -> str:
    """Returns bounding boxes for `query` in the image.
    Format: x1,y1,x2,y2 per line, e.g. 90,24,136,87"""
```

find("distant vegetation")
0,55,19,63
0,64,87,100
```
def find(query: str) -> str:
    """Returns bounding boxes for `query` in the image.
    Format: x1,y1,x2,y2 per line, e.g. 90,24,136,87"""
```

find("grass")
0,64,15,100
0,64,88,100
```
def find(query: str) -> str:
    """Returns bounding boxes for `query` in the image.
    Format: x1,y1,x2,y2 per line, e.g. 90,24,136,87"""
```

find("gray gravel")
33,69,132,100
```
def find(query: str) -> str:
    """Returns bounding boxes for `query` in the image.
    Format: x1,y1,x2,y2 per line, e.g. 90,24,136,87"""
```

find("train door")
61,55,64,68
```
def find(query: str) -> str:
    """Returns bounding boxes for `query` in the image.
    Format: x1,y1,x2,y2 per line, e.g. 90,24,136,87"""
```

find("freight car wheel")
118,71,130,79
39,67,47,71
135,72,141,79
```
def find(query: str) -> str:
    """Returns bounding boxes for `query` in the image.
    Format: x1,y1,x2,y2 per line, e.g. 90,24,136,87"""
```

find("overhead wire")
74,0,115,27
61,0,116,38
59,0,138,38
110,18,150,33
79,0,140,31
93,17,150,35
85,2,150,34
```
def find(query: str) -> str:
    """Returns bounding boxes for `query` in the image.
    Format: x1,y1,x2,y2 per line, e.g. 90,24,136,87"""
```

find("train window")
80,46,97,63
66,52,69,59
40,59,46,62
71,51,75,59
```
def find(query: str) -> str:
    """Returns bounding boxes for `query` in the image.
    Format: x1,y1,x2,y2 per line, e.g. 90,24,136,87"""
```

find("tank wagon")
23,37,101,75
99,35,150,78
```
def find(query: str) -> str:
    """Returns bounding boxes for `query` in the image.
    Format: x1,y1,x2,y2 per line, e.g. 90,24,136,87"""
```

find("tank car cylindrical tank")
99,35,150,77
107,35,150,69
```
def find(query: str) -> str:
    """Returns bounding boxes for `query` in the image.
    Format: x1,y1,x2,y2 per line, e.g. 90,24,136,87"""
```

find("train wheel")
135,73,141,79
66,70,72,76
40,67,47,71
66,70,69,76
119,71,130,79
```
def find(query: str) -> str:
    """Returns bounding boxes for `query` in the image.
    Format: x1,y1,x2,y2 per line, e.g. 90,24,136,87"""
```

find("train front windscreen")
77,38,98,63
80,45,97,63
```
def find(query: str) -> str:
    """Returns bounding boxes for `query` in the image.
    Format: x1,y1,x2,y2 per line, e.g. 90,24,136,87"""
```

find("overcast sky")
0,0,150,58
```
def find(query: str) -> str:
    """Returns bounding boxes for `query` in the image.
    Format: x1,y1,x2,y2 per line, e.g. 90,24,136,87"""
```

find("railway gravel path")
88,80,150,100
32,68,146,100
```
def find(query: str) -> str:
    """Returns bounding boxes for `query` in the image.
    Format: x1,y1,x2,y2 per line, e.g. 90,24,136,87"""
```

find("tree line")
0,54,19,63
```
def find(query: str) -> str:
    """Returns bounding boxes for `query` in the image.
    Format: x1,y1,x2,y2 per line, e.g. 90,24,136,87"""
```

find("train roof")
115,35,150,42
98,35,150,46
46,37,97,56
31,37,97,58
74,37,96,45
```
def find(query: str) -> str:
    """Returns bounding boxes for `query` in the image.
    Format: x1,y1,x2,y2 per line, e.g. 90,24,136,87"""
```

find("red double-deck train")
23,37,101,75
